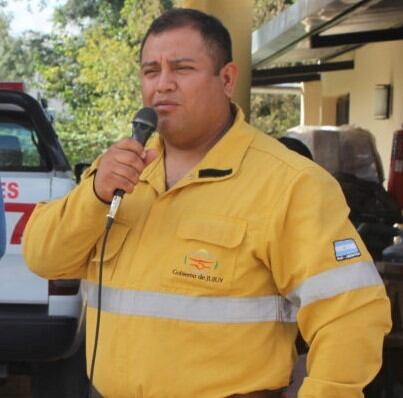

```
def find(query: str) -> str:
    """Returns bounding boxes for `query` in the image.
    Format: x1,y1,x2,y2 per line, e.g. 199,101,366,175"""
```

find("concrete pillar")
181,0,253,120
301,81,322,125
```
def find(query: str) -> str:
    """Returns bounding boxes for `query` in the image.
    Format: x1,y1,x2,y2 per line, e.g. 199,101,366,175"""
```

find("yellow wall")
321,41,403,182
301,81,321,125
181,0,253,119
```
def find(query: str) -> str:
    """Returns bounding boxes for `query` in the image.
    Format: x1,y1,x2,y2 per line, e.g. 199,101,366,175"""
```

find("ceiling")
251,0,403,84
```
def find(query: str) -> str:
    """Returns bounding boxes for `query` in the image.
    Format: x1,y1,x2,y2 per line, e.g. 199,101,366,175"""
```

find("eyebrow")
141,58,196,69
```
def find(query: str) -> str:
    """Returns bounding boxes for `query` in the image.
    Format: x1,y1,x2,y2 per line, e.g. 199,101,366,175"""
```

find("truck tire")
31,341,88,398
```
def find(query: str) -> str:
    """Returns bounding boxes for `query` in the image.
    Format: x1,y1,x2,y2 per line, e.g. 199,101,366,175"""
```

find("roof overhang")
252,0,403,85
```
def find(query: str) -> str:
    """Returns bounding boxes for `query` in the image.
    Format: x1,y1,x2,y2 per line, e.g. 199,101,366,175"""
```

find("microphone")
131,107,158,145
107,107,158,225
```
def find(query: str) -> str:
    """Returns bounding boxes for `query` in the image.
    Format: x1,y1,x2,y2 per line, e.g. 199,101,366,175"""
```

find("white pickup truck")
0,83,88,397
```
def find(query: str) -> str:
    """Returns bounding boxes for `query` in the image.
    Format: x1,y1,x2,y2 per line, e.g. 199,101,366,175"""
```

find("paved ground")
283,355,305,398
0,376,30,397
0,363,302,398
0,361,401,398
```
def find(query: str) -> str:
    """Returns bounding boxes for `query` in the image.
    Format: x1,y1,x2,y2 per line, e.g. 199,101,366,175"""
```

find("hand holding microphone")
113,107,158,199
93,107,158,222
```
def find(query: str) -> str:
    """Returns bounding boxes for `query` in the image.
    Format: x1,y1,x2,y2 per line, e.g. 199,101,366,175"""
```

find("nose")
156,69,176,93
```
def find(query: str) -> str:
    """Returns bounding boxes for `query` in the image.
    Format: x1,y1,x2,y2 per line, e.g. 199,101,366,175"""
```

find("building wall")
181,0,253,119
321,40,403,182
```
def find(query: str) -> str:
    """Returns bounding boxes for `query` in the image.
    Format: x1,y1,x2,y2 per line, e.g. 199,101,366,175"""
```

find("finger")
94,167,139,202
112,150,146,172
115,137,145,155
109,172,139,194
110,162,141,186
94,159,138,202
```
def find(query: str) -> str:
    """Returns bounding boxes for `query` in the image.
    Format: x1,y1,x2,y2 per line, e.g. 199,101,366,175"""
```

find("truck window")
0,118,51,171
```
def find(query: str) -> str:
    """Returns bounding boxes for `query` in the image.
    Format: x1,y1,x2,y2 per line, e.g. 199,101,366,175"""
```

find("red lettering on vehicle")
8,182,19,199
1,181,20,200
4,203,36,245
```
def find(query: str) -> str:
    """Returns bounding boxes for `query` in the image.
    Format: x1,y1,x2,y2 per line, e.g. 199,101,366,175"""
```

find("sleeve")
22,161,109,279
268,166,392,398
0,182,6,259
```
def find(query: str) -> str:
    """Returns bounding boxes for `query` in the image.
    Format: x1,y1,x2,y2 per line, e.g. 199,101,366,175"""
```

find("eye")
176,65,194,72
143,69,159,77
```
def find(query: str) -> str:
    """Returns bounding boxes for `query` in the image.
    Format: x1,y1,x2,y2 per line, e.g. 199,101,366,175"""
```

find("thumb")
144,148,159,166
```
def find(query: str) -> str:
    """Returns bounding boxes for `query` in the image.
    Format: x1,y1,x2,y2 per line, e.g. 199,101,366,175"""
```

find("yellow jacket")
23,108,391,398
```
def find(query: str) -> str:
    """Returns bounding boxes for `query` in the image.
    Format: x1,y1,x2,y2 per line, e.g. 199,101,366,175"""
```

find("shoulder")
240,121,318,173
238,121,344,196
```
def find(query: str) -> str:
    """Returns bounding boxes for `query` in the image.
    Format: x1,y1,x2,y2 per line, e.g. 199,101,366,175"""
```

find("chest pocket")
162,214,247,294
87,222,130,282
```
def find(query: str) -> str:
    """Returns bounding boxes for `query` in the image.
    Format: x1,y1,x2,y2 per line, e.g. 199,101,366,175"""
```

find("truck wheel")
31,341,89,398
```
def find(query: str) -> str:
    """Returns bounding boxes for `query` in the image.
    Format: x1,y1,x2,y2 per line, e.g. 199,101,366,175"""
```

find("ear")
219,62,238,99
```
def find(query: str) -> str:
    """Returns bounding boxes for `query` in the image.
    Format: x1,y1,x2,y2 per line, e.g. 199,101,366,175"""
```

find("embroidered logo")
184,249,219,271
171,249,223,284
334,239,361,261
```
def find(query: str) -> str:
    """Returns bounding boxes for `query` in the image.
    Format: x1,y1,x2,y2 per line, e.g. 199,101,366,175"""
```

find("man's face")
140,27,237,148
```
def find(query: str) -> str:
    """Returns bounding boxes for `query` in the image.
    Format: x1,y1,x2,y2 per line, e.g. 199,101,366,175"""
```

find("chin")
158,119,180,135
158,122,175,136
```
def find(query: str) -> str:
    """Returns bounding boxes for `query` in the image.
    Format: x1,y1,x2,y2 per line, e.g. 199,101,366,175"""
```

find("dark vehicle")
287,125,402,260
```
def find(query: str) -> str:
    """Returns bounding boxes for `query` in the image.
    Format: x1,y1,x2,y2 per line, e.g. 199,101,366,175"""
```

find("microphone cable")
88,218,112,398
87,107,158,398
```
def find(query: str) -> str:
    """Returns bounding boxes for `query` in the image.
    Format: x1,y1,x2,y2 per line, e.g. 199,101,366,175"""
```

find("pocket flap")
178,215,246,248
92,222,130,262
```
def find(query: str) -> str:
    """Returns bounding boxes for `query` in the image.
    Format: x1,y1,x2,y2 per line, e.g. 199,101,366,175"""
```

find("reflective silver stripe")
86,282,297,324
287,261,383,308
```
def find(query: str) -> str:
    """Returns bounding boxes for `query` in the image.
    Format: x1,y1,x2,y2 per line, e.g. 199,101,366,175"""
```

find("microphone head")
133,107,158,130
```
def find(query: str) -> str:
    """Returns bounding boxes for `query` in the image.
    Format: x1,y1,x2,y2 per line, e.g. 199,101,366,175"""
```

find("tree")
37,0,176,164
35,0,297,163
0,2,50,84
0,11,33,81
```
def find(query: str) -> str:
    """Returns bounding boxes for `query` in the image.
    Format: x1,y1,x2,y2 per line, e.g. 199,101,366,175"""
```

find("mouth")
153,101,179,112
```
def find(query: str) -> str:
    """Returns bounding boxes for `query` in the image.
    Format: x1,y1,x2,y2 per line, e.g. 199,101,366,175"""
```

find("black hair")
140,8,233,74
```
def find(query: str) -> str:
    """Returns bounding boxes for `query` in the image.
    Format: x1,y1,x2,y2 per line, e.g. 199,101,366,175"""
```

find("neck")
166,106,234,155
164,107,234,189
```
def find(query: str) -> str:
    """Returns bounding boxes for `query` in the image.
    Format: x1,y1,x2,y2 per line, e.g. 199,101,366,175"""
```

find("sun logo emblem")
184,249,219,271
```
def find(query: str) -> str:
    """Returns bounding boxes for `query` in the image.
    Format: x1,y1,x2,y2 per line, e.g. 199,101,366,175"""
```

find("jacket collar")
140,104,256,193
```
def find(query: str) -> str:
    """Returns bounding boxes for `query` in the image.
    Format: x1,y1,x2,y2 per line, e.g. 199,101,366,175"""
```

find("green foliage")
0,12,33,81
2,0,299,163
251,93,300,136
36,0,179,164
53,0,125,28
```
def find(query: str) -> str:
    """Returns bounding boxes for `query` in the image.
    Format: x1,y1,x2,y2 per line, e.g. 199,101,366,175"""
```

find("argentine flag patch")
334,239,361,261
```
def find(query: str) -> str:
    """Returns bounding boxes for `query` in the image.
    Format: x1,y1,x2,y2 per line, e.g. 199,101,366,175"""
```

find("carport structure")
182,0,403,181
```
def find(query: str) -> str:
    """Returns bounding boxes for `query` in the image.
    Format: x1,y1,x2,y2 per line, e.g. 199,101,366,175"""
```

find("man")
23,8,391,398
